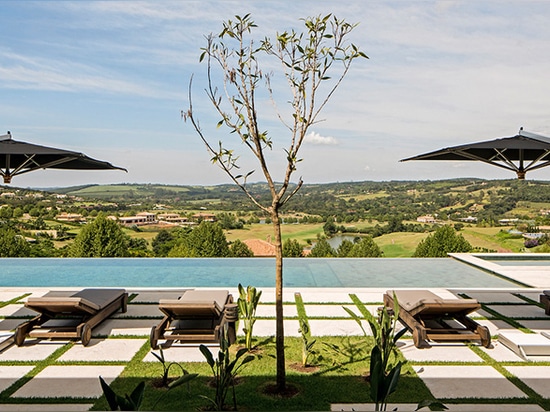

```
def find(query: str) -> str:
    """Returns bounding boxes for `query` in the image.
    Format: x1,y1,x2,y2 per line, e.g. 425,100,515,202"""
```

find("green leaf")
128,381,145,409
199,344,215,367
168,373,199,389
99,376,119,411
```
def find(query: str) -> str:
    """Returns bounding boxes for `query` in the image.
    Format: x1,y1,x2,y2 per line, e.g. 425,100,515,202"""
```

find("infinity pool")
0,258,521,288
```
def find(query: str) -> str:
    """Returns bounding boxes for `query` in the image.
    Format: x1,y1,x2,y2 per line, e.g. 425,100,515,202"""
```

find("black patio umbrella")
400,128,550,179
0,131,127,184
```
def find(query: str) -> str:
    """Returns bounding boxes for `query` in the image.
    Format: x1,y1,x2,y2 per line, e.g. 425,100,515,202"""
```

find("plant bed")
91,337,433,411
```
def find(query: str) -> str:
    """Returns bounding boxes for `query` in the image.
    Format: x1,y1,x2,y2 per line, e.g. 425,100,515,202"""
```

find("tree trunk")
271,210,286,391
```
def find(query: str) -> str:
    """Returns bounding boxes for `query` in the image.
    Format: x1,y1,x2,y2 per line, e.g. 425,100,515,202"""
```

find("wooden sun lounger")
540,290,550,315
15,288,127,347
150,289,238,349
384,289,491,348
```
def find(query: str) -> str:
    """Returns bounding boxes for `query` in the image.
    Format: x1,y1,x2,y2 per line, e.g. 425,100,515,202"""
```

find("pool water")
0,257,520,288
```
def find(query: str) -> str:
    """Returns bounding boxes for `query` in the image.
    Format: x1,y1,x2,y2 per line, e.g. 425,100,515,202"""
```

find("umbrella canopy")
0,131,127,184
400,128,550,179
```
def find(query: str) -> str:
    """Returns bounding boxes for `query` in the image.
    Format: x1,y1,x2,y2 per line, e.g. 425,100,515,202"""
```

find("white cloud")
3,1,550,186
304,132,338,145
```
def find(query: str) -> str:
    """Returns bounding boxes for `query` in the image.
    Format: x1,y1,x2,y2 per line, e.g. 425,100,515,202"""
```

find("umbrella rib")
449,149,516,172
523,150,550,171
492,148,520,171
525,160,550,172
9,154,80,177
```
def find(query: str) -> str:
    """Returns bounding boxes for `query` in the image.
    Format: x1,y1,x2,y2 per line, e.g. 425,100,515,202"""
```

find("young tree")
69,214,130,257
309,238,336,257
0,226,30,257
230,239,254,257
184,14,365,391
337,238,354,257
169,222,231,257
152,229,175,256
347,236,383,257
282,238,303,257
413,225,473,257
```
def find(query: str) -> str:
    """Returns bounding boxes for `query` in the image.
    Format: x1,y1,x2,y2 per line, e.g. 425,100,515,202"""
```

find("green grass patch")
91,336,434,411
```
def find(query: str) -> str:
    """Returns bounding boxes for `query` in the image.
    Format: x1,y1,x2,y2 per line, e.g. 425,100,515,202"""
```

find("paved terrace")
0,264,549,411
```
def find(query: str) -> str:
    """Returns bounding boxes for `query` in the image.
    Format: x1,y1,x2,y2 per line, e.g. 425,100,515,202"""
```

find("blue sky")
2,1,550,188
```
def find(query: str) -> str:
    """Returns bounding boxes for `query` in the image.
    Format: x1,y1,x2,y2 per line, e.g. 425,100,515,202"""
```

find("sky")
2,0,550,188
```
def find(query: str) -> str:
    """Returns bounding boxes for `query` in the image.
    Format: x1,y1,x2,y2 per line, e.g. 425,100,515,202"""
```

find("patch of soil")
150,376,177,389
233,344,264,355
288,362,321,373
206,376,243,388
260,382,301,399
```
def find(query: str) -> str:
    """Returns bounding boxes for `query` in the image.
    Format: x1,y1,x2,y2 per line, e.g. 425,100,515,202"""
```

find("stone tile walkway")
0,286,548,410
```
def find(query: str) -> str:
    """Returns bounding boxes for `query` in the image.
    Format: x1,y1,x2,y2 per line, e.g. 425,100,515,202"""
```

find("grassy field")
461,226,524,253
375,232,429,257
44,217,528,257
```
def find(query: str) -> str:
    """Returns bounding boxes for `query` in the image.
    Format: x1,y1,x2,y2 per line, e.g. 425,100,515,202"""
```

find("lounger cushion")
159,290,229,317
388,290,480,314
26,288,125,313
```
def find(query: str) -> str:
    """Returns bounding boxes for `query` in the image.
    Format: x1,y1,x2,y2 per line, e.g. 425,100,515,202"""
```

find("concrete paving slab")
93,319,155,337
299,291,356,303
477,319,513,336
0,292,28,302
332,403,417,411
0,305,36,318
480,340,525,362
505,366,550,398
58,338,146,362
399,340,484,362
247,319,299,337
257,290,299,303
417,365,527,399
308,319,367,336
487,305,545,319
303,304,364,318
0,318,23,332
353,291,386,304
144,343,217,362
462,292,526,303
111,304,162,318
331,403,544,411
521,320,550,334
0,366,34,393
11,365,125,398
517,291,545,302
254,304,297,318
443,405,543,411
0,341,66,361
0,404,93,411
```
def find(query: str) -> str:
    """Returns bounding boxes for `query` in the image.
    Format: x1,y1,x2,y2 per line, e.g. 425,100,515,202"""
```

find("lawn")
91,336,432,411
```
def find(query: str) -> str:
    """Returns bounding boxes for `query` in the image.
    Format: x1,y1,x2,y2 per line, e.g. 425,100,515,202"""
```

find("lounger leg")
14,314,49,346
477,325,491,348
150,315,170,349
412,325,429,348
541,294,550,316
150,326,159,350
223,303,238,345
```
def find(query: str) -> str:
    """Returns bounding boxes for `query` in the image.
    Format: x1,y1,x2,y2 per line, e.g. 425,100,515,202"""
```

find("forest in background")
2,178,550,257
